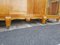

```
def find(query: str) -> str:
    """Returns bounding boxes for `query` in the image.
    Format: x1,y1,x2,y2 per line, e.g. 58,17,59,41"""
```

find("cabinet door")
27,0,33,14
27,0,46,15
48,0,59,15
10,0,27,14
0,0,10,15
33,0,40,14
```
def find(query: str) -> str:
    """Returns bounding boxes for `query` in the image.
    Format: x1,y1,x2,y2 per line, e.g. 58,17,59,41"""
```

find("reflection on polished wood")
0,0,60,28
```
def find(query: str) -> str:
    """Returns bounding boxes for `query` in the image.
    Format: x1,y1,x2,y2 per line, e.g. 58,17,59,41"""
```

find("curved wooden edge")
46,15,60,19
0,14,60,20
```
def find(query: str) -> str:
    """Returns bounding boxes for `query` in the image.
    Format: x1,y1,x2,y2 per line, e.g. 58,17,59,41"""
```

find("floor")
0,23,60,45
0,19,60,45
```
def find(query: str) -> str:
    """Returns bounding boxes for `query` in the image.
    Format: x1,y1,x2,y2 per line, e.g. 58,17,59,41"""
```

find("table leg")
5,16,11,29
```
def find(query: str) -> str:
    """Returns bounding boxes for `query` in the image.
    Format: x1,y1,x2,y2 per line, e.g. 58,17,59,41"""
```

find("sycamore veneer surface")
0,0,59,20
